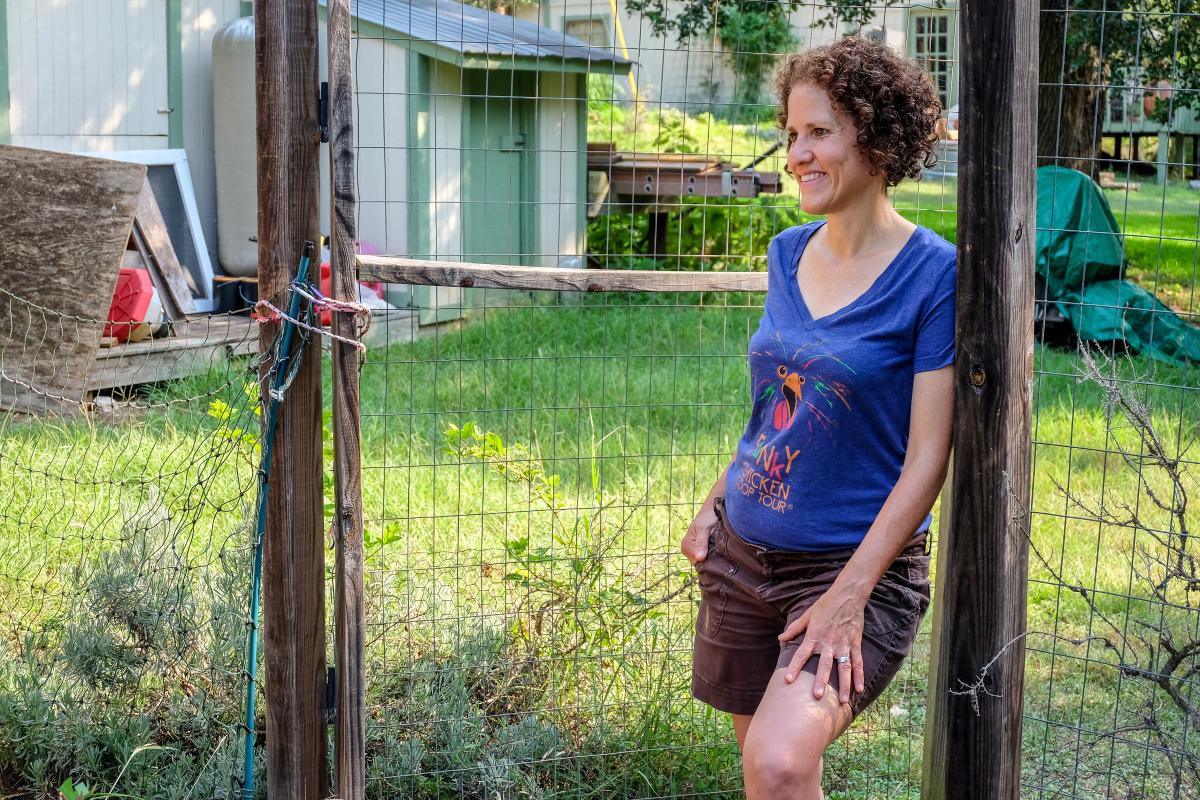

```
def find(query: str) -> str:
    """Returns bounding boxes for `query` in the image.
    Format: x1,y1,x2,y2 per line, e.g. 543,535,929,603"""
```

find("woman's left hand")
778,587,867,704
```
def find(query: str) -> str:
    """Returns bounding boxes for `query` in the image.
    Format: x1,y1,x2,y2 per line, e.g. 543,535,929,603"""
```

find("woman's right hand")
681,500,719,567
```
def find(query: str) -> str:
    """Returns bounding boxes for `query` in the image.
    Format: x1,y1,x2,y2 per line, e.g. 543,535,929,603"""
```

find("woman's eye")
813,128,828,138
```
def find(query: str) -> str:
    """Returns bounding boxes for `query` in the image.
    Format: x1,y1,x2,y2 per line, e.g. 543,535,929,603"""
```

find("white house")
526,1,959,114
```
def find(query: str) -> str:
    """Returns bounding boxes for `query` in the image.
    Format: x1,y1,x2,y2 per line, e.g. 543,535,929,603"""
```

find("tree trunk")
1038,5,1102,174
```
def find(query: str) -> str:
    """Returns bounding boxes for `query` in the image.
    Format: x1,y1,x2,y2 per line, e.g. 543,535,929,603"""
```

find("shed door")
6,0,171,151
462,71,533,266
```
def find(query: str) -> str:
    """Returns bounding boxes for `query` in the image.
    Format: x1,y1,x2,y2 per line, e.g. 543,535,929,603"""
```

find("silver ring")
836,655,851,665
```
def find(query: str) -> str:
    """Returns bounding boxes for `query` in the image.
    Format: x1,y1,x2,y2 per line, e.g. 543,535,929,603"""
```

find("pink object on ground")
317,241,383,325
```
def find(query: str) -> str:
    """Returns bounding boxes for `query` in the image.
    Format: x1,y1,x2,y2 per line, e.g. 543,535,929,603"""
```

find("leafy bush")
0,502,248,798
588,195,803,271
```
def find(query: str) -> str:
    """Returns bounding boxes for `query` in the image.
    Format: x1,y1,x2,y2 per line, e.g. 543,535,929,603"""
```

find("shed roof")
327,0,632,74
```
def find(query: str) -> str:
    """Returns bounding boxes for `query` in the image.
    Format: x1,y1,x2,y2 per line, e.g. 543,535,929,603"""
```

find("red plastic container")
104,268,155,343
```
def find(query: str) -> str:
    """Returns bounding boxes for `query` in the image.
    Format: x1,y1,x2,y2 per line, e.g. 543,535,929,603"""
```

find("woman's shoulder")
776,220,824,243
767,221,822,263
910,225,956,271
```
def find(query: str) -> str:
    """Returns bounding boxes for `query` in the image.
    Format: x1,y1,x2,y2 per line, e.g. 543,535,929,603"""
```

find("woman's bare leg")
733,714,753,751
740,669,854,800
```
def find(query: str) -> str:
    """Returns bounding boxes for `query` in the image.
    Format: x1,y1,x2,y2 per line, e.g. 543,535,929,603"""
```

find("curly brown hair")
775,36,942,187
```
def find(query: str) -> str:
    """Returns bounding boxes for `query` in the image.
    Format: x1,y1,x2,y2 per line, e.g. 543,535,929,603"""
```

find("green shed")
326,0,631,323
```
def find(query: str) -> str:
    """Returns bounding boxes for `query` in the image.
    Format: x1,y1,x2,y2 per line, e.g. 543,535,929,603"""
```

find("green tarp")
1035,166,1200,366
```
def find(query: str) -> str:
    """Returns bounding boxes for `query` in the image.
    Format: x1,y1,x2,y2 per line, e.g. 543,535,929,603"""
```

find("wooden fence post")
921,1,1037,798
328,0,366,797
255,0,327,796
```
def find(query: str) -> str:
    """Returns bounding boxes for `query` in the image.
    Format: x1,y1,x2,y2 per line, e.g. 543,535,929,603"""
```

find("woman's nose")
788,138,811,169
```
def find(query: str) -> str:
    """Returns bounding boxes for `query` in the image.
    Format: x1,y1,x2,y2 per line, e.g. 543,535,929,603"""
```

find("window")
908,10,957,112
1107,76,1145,126
565,18,609,48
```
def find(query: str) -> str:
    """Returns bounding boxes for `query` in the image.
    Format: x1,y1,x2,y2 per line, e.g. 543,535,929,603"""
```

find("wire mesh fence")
0,294,272,798
348,1,955,797
353,280,934,798
1025,3,1200,797
345,0,1197,797
1,0,1198,798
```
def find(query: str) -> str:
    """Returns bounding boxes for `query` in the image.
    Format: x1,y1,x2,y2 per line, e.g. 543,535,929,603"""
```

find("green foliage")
206,380,261,454
0,505,246,798
1047,1,1200,123
651,111,703,154
444,421,562,509
458,0,537,14
210,380,340,538
588,196,803,271
585,98,797,272
623,0,935,110
61,511,200,692
587,74,627,109
627,0,931,40
716,3,797,110
443,420,678,655
361,628,736,800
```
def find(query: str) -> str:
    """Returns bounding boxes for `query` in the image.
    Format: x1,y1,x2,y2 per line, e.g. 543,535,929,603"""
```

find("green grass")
1,299,1197,798
359,298,1200,797
1,84,1194,800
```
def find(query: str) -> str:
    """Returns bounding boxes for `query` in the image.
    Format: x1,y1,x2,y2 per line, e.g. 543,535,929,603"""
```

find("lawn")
0,297,1196,798
354,296,1200,799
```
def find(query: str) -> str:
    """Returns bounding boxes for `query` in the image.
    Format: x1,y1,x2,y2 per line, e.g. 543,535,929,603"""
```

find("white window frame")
79,149,217,312
907,8,958,114
562,15,612,49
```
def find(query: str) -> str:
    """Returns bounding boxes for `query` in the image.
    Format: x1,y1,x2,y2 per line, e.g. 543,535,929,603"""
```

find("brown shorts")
691,498,931,717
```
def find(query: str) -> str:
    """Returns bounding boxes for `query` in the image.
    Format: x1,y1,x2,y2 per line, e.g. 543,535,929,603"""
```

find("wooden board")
0,145,146,413
357,255,769,294
328,3,366,795
87,316,258,391
133,180,199,317
255,1,329,797
920,1,1037,798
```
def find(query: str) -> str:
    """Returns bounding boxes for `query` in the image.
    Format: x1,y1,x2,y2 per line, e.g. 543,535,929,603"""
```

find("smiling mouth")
799,172,826,184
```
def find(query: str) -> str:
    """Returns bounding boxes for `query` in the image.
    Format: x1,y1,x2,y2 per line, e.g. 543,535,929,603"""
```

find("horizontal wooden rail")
356,255,768,293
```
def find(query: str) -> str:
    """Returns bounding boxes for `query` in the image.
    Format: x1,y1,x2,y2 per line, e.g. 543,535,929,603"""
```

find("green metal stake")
242,241,314,800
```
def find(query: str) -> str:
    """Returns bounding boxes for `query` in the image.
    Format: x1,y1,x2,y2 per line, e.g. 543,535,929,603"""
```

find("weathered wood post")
921,1,1037,798
255,0,327,796
327,0,366,797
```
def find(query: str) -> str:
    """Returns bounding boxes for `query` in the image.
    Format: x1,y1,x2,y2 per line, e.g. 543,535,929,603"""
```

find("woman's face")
784,83,884,216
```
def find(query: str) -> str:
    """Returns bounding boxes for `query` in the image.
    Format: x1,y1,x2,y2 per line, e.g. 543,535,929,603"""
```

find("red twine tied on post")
251,301,282,325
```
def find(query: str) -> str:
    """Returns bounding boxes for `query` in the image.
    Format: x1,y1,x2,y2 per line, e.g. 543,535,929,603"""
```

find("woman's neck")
818,190,913,260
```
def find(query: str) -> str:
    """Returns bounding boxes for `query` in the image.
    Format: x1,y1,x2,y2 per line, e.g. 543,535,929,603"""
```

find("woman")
682,36,954,799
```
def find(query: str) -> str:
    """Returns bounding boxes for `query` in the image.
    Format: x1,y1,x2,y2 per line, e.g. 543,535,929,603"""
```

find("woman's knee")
742,736,823,795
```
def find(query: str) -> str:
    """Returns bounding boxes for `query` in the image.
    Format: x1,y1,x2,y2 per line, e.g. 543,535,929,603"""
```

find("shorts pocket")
696,524,733,638
861,563,927,638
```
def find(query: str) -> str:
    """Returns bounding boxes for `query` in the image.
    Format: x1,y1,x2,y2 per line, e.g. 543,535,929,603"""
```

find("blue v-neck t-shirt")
723,221,956,552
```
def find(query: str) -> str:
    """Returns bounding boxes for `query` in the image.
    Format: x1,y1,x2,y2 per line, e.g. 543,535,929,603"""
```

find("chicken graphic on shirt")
764,364,805,430
752,335,853,437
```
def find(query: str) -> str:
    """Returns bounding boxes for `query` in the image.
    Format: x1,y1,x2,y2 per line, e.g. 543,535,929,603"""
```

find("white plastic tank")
212,17,257,278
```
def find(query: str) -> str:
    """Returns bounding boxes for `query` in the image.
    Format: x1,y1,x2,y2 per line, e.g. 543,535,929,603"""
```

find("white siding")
5,0,243,266
7,0,170,150
424,60,462,309
344,33,408,257
537,72,582,266
428,60,462,261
